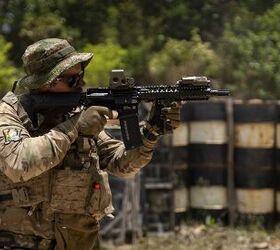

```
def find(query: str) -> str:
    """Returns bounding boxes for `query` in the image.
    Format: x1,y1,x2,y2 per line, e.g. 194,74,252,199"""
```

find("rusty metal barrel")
185,101,228,222
234,100,275,225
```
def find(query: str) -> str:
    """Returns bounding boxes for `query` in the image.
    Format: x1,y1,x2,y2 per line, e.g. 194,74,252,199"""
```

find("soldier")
0,38,181,249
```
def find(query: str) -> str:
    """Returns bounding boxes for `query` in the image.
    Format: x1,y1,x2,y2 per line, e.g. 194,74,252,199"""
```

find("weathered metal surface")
236,189,274,214
172,123,189,146
174,187,188,213
190,121,227,144
190,186,227,209
234,123,274,148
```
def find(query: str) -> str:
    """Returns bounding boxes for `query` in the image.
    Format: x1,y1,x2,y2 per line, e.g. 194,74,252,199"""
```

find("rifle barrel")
207,89,230,96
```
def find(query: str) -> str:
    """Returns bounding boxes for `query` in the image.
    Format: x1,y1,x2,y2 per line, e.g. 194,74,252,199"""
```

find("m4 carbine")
25,69,229,150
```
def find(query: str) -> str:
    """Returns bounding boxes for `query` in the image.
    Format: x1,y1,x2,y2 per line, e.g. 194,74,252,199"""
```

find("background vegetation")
0,0,279,98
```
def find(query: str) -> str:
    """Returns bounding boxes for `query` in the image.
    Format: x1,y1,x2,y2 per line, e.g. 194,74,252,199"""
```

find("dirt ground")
101,224,280,250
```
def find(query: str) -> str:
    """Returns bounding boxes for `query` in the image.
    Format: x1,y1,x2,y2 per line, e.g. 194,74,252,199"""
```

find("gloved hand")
146,101,182,136
77,106,114,136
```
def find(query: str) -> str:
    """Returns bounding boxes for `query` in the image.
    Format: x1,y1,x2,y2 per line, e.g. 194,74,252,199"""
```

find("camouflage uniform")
0,39,159,249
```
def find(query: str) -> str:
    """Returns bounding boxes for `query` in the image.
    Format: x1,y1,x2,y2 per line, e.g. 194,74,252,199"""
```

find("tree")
83,42,128,86
0,36,19,93
219,3,280,99
149,30,221,83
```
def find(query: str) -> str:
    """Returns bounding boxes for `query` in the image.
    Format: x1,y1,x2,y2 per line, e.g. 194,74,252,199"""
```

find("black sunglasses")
56,70,84,88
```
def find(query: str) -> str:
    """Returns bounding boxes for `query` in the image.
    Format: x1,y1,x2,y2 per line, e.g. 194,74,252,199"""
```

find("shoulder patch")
3,128,22,144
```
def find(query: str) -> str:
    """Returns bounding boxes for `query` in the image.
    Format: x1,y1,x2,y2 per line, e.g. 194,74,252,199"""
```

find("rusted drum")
185,101,228,222
234,101,275,225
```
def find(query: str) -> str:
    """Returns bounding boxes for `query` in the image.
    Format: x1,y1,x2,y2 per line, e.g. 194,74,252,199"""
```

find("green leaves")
0,0,279,98
219,3,280,98
149,30,221,83
83,42,128,86
0,36,18,93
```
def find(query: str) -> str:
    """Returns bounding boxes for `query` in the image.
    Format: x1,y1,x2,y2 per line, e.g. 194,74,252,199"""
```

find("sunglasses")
56,70,84,88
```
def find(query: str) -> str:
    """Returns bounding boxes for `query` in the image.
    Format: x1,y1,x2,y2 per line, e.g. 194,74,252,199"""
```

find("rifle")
21,69,229,150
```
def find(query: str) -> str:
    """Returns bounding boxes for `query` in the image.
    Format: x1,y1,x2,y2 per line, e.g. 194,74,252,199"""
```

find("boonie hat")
15,38,93,94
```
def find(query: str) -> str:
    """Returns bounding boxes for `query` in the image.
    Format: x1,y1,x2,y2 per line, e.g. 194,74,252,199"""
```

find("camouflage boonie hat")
16,38,93,94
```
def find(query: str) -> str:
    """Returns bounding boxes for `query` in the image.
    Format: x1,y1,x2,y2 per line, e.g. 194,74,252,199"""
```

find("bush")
83,42,128,86
219,3,280,99
0,36,18,93
148,30,221,83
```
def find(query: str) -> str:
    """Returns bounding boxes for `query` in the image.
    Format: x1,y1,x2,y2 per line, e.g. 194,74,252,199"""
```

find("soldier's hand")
77,106,114,136
162,101,182,131
146,101,182,136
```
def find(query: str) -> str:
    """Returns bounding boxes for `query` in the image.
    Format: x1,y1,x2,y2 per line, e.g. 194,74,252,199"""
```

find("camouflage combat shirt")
0,91,157,239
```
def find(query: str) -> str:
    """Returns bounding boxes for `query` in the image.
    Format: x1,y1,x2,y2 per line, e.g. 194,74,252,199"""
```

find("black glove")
145,101,182,138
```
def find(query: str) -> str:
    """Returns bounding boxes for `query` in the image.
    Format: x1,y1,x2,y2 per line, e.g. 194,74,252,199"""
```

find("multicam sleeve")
97,126,158,177
0,102,79,183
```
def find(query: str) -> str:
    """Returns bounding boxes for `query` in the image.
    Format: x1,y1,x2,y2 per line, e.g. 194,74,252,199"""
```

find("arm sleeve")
0,103,79,183
97,128,158,178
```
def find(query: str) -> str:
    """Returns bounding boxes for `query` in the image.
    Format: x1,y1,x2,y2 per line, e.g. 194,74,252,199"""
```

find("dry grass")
101,224,280,250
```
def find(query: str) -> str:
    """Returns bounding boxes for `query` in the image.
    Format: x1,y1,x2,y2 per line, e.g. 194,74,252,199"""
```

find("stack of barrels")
234,100,275,225
183,100,277,225
104,99,280,233
185,101,228,223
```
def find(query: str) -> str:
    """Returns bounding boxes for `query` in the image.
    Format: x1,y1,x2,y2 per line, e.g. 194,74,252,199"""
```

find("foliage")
0,0,279,97
19,13,80,45
149,30,221,83
83,42,128,86
219,3,280,99
0,36,18,92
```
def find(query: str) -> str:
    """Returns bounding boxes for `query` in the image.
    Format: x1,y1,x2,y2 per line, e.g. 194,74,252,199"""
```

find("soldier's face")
40,63,85,93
